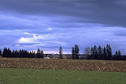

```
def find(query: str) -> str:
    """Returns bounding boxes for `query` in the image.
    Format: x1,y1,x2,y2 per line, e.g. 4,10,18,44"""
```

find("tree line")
0,48,44,58
70,44,126,60
0,44,126,60
85,44,125,60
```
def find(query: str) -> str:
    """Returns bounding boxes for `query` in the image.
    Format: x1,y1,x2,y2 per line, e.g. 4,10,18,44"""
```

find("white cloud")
24,32,31,35
18,32,63,44
18,32,43,43
18,37,39,43
47,27,53,31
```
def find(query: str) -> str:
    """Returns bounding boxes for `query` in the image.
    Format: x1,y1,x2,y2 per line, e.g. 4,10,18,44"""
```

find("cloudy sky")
0,0,126,54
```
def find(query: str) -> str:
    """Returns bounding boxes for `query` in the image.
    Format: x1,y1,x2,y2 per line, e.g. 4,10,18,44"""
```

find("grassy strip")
0,68,126,84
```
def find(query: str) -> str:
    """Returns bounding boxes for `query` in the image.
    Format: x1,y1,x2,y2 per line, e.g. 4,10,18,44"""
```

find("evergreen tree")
36,48,41,58
59,46,63,59
72,47,75,59
97,46,103,59
115,51,118,56
85,47,90,59
75,44,79,59
0,49,1,56
106,44,112,59
90,47,94,59
7,48,12,57
2,48,11,57
114,50,121,60
1,48,44,58
36,48,44,58
41,50,44,58
41,50,44,56
118,50,121,57
93,45,98,59
3,48,8,57
103,47,107,59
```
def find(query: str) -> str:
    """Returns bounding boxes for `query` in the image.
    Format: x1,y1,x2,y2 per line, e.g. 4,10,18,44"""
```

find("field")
0,58,126,72
0,68,126,84
0,58,126,84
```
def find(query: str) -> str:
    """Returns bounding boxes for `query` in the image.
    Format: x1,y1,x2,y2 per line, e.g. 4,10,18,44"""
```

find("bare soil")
0,58,126,72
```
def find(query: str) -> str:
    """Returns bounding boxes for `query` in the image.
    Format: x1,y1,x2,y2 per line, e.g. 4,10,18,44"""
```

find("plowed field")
0,58,126,72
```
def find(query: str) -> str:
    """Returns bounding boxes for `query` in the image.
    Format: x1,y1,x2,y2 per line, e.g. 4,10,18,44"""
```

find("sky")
0,0,126,54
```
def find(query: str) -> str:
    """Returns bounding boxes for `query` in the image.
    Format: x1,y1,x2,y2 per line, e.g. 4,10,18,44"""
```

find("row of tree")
0,48,44,58
58,45,80,59
86,44,112,60
85,44,126,60
0,44,126,60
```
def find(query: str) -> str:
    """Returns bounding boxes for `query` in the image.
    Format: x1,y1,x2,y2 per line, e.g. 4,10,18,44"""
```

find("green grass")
0,68,126,84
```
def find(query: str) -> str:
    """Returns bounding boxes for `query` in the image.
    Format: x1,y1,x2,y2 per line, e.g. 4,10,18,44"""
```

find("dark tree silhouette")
0,49,1,56
3,48,8,57
90,45,98,59
89,44,121,60
59,46,63,59
36,48,44,58
103,47,107,59
75,44,79,59
2,48,44,58
90,47,94,59
118,50,121,57
114,50,121,60
85,47,90,59
97,46,103,59
93,45,98,59
106,44,112,60
0,44,125,60
72,47,75,59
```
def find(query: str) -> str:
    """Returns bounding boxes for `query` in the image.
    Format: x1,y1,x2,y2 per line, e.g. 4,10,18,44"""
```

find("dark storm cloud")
1,0,126,54
0,0,126,27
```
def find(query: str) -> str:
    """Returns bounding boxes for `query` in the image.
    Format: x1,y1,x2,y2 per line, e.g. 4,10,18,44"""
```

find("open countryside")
1,0,126,84
0,58,126,84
